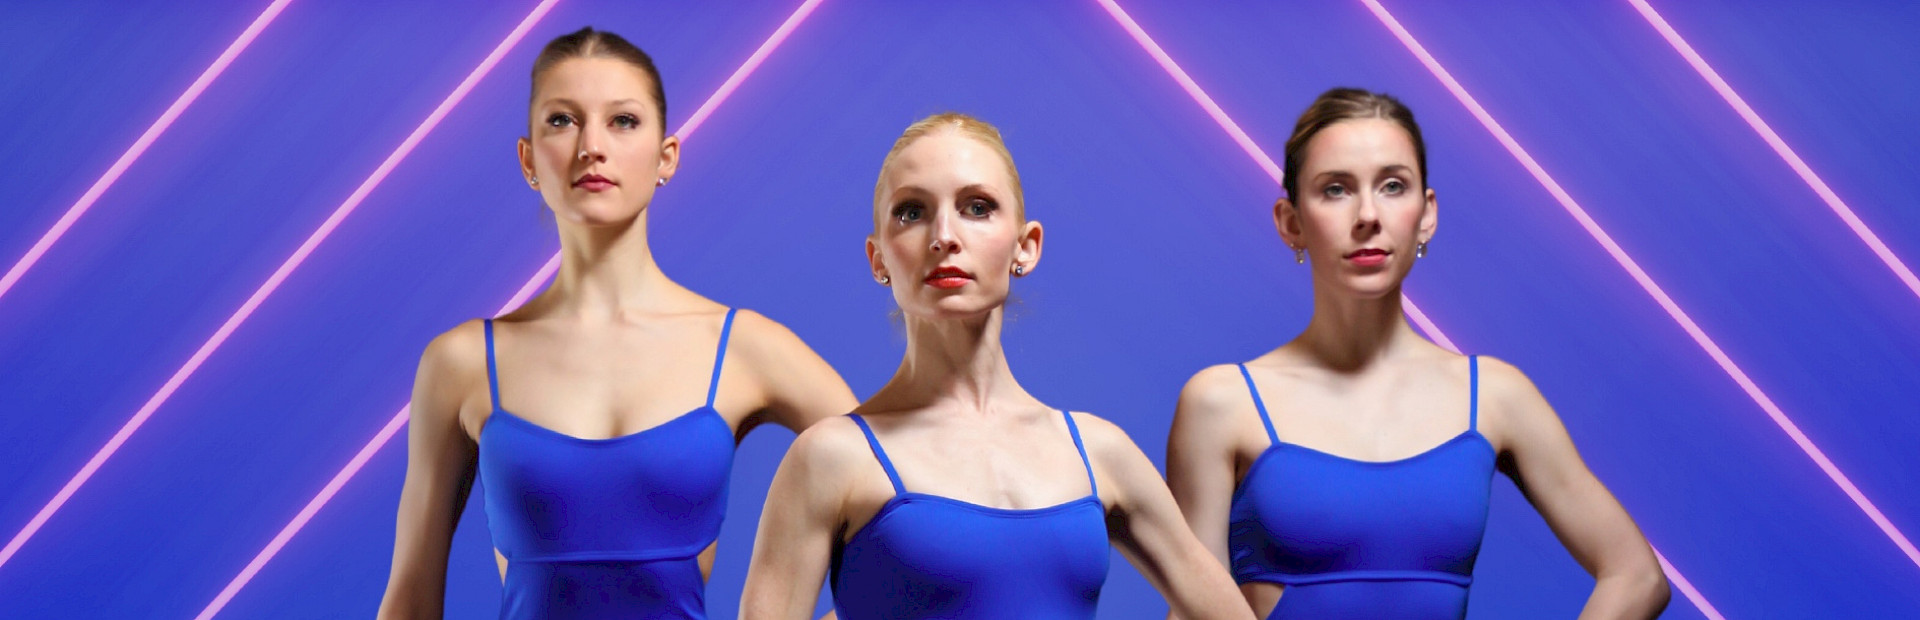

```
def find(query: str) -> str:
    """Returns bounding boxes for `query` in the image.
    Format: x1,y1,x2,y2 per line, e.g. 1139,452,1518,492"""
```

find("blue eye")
964,199,996,217
545,113,575,128
892,202,924,222
613,114,640,129
1382,179,1405,195
1323,184,1347,198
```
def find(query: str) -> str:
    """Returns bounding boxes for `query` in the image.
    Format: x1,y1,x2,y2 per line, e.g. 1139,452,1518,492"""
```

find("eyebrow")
1310,164,1416,183
534,97,648,109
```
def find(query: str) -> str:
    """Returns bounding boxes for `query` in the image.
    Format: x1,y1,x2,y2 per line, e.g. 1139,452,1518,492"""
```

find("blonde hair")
872,112,1024,227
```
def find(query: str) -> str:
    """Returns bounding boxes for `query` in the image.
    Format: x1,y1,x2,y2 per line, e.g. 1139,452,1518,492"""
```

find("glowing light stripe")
0,0,297,304
1094,0,1730,613
1627,0,1920,304
190,0,829,610
0,0,561,573
1360,0,1919,572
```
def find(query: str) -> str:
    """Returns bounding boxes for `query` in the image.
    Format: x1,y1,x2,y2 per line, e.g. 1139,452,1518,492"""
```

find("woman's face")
519,57,678,227
1277,117,1436,299
869,130,1041,321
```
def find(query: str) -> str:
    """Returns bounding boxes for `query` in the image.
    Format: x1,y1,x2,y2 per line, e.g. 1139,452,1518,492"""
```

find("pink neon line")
1657,549,1727,620
191,254,562,620
675,0,824,142
191,0,825,609
1358,0,1920,572
0,0,295,304
1095,0,1726,615
0,0,561,574
1093,0,1455,353
1627,0,1920,305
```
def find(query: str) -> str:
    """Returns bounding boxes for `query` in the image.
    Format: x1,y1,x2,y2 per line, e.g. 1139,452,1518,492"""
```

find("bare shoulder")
1064,411,1149,464
726,309,812,358
782,414,877,478
1472,355,1547,411
1469,355,1559,450
413,319,490,424
1179,364,1255,414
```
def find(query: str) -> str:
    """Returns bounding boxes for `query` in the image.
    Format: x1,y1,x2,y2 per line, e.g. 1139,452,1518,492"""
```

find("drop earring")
1416,242,1428,258
1293,246,1306,264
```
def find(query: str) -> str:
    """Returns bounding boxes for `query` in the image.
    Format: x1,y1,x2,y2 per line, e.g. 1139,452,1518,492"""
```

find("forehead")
533,57,655,108
884,131,1011,192
1300,117,1419,174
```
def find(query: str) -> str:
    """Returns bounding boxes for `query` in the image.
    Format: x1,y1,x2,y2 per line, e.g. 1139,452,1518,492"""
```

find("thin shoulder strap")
1236,363,1281,446
1062,411,1099,498
1468,355,1480,432
482,319,502,411
847,414,905,495
705,308,739,409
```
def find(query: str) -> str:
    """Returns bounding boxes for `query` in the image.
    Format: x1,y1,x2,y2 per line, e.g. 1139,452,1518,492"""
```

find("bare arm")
1485,358,1669,619
1080,413,1255,620
1167,365,1257,569
733,310,858,434
740,418,864,619
377,322,485,619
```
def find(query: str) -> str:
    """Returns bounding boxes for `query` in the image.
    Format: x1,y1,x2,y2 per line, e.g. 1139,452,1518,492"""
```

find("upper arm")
1166,365,1256,568
740,417,864,620
379,322,485,619
1484,358,1660,580
731,310,858,434
1082,413,1253,620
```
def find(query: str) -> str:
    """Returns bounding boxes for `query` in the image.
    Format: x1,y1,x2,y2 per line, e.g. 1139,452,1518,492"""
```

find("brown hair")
529,27,667,132
1282,88,1426,201
873,112,1024,227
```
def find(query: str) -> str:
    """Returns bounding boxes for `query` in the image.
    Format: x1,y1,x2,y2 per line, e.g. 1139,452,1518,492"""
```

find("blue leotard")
1229,356,1495,619
831,411,1110,619
477,310,738,619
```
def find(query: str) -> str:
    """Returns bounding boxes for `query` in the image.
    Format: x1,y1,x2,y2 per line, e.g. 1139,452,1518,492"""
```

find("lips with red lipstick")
924,266,973,289
573,173,616,192
1345,247,1390,267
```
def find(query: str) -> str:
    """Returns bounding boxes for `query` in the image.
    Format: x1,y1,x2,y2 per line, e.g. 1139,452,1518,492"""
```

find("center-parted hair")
529,27,667,132
1282,88,1427,202
873,112,1025,227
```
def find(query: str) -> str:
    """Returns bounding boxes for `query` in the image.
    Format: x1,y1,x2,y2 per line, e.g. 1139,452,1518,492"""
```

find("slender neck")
882,307,1033,416
1296,277,1426,371
540,209,673,321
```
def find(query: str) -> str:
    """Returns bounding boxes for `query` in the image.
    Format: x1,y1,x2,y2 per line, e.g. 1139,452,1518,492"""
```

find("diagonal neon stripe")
1626,0,1920,305
1360,0,1920,573
0,0,296,305
189,253,560,620
190,1,829,612
1093,0,1727,616
1090,0,1456,352
0,0,562,574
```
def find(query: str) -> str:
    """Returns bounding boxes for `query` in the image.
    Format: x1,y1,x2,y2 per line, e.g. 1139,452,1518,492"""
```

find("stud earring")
1416,242,1428,258
656,178,666,187
1013,264,1025,276
528,178,538,187
1293,246,1306,264
877,275,890,285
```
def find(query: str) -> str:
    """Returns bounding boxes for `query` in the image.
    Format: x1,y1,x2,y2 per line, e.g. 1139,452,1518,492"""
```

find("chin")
560,201,645,227
907,292,1004,321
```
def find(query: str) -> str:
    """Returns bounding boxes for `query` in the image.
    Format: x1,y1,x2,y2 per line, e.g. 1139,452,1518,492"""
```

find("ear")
866,234,887,283
1273,195,1303,249
517,136,537,187
657,134,682,184
1013,219,1044,276
1418,187,1438,244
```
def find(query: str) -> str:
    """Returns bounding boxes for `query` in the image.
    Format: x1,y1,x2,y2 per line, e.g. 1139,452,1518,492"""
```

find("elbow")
1615,559,1670,617
1642,567,1672,616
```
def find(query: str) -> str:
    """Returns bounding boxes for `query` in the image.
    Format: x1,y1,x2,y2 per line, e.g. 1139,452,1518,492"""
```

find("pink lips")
925,266,972,289
573,173,616,192
1346,248,1390,267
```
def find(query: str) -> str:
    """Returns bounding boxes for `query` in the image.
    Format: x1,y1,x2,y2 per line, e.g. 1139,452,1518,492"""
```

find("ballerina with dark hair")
377,28,856,620
1167,88,1670,619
